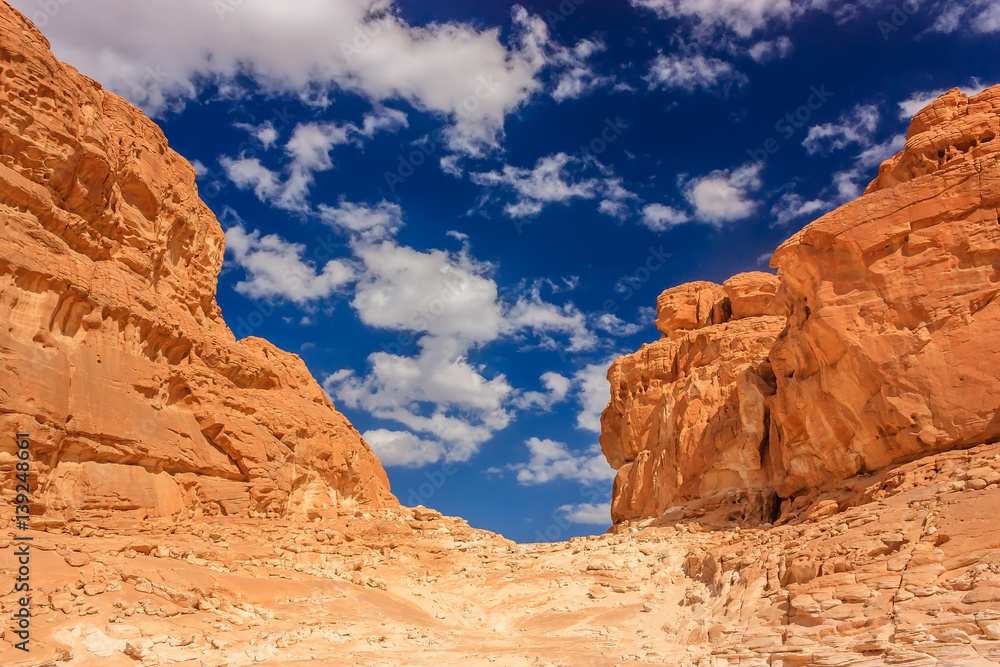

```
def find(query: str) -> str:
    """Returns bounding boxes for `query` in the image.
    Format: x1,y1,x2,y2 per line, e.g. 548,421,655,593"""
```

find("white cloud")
574,360,614,433
507,290,597,353
802,104,880,155
190,159,208,176
770,192,830,226
928,1,1000,34
471,153,598,218
472,154,637,220
598,199,629,219
628,0,879,38
550,39,613,102
856,132,906,169
557,502,611,525
641,203,690,231
683,162,763,224
220,157,282,201
350,241,505,345
773,131,905,225
235,120,280,149
319,200,403,242
511,438,615,485
592,312,642,337
976,3,1000,32
223,111,405,211
224,226,354,304
747,36,793,62
362,429,446,468
328,337,513,463
17,0,562,156
314,206,600,464
512,372,572,411
645,53,745,93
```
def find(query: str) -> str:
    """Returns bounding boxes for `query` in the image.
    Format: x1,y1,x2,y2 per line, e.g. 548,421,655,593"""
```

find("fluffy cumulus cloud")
770,193,830,226
641,203,690,231
592,313,642,337
573,360,615,433
683,163,763,224
362,429,446,468
318,200,404,242
645,53,746,93
512,372,572,411
557,502,612,525
224,226,353,303
747,36,794,62
16,1,604,156
509,438,615,485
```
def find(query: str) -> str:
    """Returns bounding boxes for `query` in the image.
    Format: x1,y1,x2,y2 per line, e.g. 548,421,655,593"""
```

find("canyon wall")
0,2,396,524
602,84,1000,524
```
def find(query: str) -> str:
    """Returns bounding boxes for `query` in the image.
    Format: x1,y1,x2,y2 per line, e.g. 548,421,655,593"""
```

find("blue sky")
20,0,1000,542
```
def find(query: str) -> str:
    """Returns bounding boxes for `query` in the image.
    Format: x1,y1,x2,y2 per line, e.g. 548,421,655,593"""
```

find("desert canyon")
2,2,1000,665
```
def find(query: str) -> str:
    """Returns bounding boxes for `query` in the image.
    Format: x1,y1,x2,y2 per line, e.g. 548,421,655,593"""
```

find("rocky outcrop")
769,84,1000,498
603,84,1000,524
602,272,785,523
0,1,395,523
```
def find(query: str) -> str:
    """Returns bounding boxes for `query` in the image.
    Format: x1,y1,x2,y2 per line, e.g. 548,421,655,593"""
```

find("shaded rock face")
603,85,1000,523
0,3,395,523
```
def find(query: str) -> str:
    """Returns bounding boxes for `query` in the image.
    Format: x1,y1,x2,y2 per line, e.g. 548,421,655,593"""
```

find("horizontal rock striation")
0,1,395,524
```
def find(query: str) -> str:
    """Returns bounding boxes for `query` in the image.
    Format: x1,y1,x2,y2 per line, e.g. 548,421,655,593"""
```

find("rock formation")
602,272,785,524
602,84,1000,524
3,3,1000,665
0,2,395,523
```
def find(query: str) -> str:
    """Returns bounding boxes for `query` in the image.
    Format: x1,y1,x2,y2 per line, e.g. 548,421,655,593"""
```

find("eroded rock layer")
0,2,395,522
602,85,1000,523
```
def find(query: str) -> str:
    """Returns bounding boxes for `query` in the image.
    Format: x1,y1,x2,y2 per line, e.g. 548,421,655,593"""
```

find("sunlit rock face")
601,273,785,524
0,3,395,524
603,85,1000,523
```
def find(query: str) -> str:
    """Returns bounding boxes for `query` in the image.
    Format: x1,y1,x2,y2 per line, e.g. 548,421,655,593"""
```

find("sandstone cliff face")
602,272,785,523
769,84,1000,497
603,85,1000,523
0,2,395,522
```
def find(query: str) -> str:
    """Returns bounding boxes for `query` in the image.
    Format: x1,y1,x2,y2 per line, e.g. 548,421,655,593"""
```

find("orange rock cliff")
601,84,1000,526
0,3,396,523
